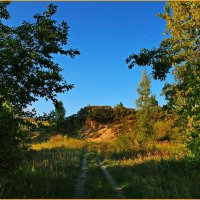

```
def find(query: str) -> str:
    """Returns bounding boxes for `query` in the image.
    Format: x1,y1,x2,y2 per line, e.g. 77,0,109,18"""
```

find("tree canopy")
0,2,80,110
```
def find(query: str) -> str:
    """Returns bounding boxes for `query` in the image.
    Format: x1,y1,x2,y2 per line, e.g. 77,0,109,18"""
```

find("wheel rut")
74,153,126,198
74,153,88,198
97,158,126,198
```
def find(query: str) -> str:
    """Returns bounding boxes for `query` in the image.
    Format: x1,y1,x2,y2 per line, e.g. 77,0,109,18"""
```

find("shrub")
0,102,28,171
153,119,174,141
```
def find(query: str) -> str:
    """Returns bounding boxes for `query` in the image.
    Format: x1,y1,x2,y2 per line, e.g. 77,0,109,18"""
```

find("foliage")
113,103,135,121
47,101,66,132
136,70,158,110
64,114,85,137
153,119,174,141
126,2,200,157
0,2,79,170
78,106,114,122
135,70,158,143
187,131,200,160
0,2,80,108
0,102,29,171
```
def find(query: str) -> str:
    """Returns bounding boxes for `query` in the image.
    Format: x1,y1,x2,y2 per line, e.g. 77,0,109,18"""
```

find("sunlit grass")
31,134,85,150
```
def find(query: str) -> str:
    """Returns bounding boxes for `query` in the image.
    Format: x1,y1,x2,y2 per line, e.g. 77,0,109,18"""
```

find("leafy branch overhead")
0,3,80,108
126,2,200,81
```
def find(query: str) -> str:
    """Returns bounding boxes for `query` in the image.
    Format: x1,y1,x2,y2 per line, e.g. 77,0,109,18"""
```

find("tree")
136,70,158,110
126,2,200,157
0,2,80,109
48,100,66,132
0,2,79,170
135,70,158,143
113,102,126,121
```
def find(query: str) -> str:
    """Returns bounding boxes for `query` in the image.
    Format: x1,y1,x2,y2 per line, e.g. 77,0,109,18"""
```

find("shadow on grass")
28,129,53,144
1,147,84,199
105,158,200,198
84,153,117,199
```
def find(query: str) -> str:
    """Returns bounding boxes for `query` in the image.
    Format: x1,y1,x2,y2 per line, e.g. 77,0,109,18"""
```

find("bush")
153,119,174,141
0,102,28,171
187,130,200,159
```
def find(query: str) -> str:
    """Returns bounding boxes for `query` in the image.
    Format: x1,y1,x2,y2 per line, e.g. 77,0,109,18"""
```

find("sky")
6,2,175,116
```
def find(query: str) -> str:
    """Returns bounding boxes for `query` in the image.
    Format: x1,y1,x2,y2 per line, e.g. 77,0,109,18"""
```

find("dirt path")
74,153,88,198
97,158,126,198
74,153,125,198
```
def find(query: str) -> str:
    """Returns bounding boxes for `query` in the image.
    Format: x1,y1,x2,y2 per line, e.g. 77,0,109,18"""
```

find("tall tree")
136,70,158,110
126,2,200,157
135,70,158,143
0,2,79,170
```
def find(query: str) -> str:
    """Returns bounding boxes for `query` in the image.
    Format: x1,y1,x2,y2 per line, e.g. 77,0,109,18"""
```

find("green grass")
1,148,83,198
84,152,117,198
105,158,200,198
1,133,199,199
98,142,200,198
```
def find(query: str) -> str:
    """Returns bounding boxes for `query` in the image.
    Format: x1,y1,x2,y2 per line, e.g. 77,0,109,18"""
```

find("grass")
0,135,85,198
104,158,200,198
97,141,200,198
84,152,117,198
31,134,85,150
1,131,199,199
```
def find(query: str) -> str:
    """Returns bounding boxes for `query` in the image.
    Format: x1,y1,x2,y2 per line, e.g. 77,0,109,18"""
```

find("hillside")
64,104,136,141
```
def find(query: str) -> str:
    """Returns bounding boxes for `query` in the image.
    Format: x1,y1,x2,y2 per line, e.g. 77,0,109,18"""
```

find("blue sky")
7,2,175,116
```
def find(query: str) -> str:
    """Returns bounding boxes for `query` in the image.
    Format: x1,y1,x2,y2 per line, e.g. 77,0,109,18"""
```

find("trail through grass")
97,158,126,198
1,134,199,199
84,152,117,198
74,153,88,198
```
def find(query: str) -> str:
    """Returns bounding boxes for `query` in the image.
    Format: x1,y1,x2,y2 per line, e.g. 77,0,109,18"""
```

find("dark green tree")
0,2,79,170
0,3,80,109
48,100,66,132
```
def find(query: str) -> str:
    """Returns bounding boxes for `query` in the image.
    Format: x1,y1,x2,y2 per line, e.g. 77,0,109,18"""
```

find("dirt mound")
64,105,136,141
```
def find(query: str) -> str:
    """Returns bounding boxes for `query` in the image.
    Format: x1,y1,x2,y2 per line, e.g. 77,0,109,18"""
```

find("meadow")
0,133,199,199
1,1,199,199
87,140,200,198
